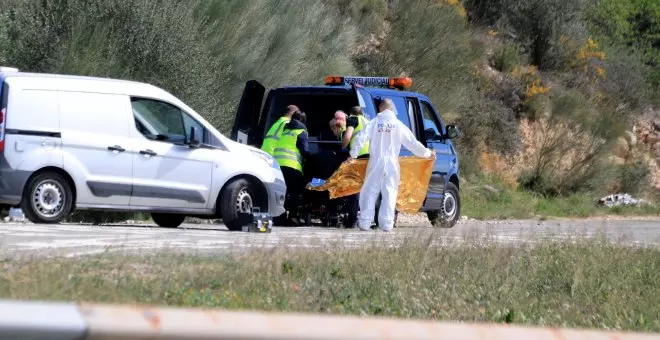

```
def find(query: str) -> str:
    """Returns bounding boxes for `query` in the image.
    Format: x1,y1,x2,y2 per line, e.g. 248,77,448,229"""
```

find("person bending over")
273,110,310,225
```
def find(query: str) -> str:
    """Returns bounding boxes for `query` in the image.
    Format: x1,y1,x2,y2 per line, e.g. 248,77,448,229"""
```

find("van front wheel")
219,179,260,231
21,171,74,224
427,182,460,228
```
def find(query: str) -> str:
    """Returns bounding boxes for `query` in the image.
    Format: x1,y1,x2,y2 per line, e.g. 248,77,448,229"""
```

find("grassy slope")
462,183,660,220
2,240,658,332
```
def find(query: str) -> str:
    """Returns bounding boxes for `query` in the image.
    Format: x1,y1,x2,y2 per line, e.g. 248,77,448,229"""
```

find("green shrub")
201,0,357,127
463,0,590,70
616,160,652,197
490,41,522,73
462,0,505,25
455,95,521,157
355,0,482,116
328,0,388,34
597,45,655,108
586,0,660,94
1,0,234,128
519,89,622,196
521,93,550,120
501,0,591,70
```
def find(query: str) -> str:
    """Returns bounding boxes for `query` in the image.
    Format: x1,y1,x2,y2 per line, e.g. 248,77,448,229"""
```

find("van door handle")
139,149,157,156
107,145,125,152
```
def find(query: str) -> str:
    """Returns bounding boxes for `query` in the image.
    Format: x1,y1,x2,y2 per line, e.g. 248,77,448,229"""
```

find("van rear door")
0,76,6,153
231,80,265,146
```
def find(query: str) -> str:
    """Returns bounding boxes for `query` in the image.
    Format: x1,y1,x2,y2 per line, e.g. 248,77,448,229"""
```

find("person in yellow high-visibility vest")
273,110,310,225
261,104,298,156
338,106,370,228
341,106,370,159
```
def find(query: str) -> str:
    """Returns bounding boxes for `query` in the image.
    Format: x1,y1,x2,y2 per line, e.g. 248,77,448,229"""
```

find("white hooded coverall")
350,108,433,231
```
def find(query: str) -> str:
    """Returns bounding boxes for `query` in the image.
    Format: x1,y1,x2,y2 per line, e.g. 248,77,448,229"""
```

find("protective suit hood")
376,109,397,120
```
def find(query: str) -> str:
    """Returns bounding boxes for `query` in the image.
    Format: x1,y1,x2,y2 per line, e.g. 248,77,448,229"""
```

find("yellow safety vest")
346,115,369,157
261,117,290,155
274,128,304,172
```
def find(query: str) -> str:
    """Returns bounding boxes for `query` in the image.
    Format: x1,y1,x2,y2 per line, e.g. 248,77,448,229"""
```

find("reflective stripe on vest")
349,115,369,156
273,128,304,172
261,117,290,155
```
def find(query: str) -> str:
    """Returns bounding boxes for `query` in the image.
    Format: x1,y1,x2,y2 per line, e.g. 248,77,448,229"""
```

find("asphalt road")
0,218,658,259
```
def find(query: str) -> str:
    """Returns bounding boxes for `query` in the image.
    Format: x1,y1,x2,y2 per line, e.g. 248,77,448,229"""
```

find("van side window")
389,96,412,129
131,98,185,142
406,99,417,136
420,100,443,137
182,112,205,141
130,97,222,147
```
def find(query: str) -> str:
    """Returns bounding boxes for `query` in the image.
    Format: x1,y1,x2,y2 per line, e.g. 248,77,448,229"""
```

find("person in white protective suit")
349,98,433,231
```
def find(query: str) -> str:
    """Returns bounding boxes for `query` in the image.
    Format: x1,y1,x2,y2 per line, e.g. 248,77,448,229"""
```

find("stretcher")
306,155,435,214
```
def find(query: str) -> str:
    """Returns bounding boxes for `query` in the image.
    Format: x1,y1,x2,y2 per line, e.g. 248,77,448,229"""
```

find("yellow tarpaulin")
306,155,435,213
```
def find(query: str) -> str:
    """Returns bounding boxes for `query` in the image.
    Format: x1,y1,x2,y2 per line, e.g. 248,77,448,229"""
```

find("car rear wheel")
427,182,460,228
219,179,262,231
151,213,185,228
21,171,74,224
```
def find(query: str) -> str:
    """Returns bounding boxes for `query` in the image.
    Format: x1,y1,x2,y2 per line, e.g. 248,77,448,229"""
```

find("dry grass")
1,238,658,332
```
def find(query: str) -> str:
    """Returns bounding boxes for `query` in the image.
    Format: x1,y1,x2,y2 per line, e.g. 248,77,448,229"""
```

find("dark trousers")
344,153,369,226
281,166,304,218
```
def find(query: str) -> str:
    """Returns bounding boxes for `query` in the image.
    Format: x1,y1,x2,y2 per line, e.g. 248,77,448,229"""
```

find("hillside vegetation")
1,0,658,221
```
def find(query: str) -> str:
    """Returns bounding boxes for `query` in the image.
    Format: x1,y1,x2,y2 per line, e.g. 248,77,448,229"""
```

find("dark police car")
231,76,461,228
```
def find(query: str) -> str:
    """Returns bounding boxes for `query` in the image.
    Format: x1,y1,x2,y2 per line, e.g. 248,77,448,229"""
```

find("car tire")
427,182,460,228
151,213,185,228
21,171,74,224
219,179,260,231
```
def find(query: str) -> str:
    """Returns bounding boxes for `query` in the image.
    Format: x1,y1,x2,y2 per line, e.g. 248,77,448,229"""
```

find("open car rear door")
351,84,375,120
231,80,265,146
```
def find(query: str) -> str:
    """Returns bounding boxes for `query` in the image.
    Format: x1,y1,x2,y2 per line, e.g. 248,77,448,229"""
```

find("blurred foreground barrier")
0,299,659,340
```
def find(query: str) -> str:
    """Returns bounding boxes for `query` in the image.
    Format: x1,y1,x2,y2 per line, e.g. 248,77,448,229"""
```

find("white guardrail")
0,299,659,340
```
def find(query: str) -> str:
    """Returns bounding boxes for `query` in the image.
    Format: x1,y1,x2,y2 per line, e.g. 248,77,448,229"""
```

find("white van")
0,67,286,230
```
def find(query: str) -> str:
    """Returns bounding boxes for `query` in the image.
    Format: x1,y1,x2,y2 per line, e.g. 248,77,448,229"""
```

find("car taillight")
0,107,5,152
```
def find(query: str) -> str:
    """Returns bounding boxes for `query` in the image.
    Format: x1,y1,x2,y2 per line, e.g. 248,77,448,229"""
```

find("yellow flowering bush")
526,79,551,98
565,36,607,81
512,65,551,100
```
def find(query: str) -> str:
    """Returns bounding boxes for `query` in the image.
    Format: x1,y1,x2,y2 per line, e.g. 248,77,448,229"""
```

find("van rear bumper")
0,168,30,206
265,178,286,217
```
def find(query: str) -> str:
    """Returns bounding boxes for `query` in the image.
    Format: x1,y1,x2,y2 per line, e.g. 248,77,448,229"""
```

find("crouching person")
274,110,310,226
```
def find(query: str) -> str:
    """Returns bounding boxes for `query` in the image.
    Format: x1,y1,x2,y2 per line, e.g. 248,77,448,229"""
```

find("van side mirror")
188,126,200,147
424,128,438,141
444,124,459,139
